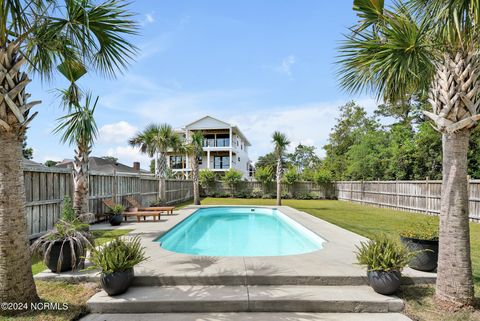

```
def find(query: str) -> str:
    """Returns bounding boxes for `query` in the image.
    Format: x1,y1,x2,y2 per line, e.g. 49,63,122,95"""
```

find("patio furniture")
125,196,175,215
102,199,162,223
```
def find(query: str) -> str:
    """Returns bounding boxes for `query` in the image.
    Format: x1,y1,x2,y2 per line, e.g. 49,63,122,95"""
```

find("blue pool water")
155,207,326,256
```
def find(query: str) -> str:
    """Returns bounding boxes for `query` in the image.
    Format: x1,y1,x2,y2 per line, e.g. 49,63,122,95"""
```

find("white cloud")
140,13,155,26
98,121,138,144
105,146,151,170
227,98,379,162
274,55,296,76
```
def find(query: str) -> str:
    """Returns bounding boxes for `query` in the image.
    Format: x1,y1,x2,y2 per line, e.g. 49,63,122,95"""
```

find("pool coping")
35,205,436,286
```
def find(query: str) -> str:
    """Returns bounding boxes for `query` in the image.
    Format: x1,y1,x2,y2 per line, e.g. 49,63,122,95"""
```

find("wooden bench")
125,196,175,215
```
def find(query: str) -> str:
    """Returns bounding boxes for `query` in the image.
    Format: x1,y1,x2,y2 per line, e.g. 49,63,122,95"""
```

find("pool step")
82,312,413,321
87,285,404,313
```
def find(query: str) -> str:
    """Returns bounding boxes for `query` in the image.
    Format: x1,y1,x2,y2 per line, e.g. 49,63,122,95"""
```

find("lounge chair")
125,196,175,215
102,199,162,223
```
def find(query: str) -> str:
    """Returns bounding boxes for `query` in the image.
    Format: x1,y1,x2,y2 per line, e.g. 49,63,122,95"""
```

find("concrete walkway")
81,312,413,321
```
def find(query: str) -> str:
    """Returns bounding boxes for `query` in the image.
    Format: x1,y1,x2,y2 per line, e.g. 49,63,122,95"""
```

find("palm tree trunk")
425,52,478,306
158,153,167,178
276,158,282,206
436,130,474,306
73,145,90,215
192,157,200,205
0,131,39,308
0,42,39,309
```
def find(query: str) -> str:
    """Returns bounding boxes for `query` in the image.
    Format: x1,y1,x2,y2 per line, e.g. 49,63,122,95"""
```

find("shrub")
400,218,439,241
61,196,76,222
283,167,300,185
281,191,293,199
150,199,165,206
86,236,147,274
355,234,412,272
251,187,263,198
199,169,216,189
254,166,273,191
313,168,333,184
296,192,313,200
262,193,274,199
222,168,243,196
234,190,249,198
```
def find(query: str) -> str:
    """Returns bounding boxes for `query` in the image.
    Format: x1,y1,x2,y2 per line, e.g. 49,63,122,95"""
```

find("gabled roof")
56,157,149,174
184,115,231,130
184,115,251,146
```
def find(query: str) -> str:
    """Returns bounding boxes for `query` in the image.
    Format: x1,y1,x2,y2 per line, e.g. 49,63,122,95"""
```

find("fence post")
425,176,430,214
112,170,117,203
396,179,399,209
360,180,364,204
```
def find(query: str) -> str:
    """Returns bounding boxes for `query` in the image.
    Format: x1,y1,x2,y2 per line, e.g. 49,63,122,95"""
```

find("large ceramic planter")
100,268,134,296
109,214,123,226
401,236,438,272
45,240,83,273
367,270,401,295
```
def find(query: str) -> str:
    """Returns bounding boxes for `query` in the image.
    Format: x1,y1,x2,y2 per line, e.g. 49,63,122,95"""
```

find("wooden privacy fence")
23,166,193,238
203,181,336,199
336,179,480,221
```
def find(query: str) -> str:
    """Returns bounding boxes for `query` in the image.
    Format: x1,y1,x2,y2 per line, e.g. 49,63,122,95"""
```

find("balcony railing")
203,138,230,148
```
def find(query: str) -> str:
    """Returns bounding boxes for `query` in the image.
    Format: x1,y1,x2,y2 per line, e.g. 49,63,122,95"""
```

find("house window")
198,156,203,165
212,156,229,169
169,156,185,169
238,157,240,162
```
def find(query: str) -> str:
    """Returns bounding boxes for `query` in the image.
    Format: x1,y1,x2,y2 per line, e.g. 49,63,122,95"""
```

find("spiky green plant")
86,236,147,274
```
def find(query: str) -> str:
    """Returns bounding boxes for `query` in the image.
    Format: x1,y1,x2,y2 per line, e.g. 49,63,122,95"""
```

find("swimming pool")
155,207,326,256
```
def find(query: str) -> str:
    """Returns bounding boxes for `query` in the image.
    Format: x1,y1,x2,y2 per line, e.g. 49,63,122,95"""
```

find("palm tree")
272,131,290,206
338,0,479,307
0,0,137,306
128,123,181,178
54,94,98,216
183,132,204,205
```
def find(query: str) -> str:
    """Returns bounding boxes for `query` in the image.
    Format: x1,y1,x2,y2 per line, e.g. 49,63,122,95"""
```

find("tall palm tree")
54,94,98,216
128,123,181,178
0,0,137,307
183,132,204,205
272,131,290,206
338,0,479,307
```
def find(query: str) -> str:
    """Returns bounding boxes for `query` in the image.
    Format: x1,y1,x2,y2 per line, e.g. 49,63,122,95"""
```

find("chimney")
133,162,140,171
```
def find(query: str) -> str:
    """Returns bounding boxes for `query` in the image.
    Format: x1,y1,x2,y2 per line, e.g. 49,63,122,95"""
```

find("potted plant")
356,234,412,295
109,204,125,226
400,219,439,272
86,236,147,296
31,217,93,273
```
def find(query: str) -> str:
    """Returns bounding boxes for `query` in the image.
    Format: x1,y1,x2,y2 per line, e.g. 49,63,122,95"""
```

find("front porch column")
229,149,232,169
207,151,211,169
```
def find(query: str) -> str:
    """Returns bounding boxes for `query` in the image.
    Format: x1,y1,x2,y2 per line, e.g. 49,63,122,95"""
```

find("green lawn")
31,229,133,275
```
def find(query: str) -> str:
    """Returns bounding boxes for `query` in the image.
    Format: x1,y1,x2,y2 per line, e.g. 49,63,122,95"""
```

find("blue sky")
27,0,377,169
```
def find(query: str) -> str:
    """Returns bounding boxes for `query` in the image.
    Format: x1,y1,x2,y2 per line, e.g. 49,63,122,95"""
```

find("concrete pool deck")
36,205,436,286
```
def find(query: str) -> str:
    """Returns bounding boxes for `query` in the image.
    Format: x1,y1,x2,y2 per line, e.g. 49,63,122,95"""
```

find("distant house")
167,116,254,180
22,159,45,167
55,157,148,175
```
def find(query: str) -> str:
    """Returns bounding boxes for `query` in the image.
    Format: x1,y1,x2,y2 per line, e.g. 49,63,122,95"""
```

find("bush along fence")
23,166,193,238
200,180,337,200
336,179,480,221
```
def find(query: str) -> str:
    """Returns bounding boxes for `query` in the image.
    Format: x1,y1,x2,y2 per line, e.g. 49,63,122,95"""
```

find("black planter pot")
45,240,83,273
367,270,401,295
100,268,134,296
401,236,438,272
109,214,123,226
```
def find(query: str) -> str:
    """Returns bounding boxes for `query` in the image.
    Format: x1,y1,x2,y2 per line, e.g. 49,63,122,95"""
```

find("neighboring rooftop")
55,157,149,174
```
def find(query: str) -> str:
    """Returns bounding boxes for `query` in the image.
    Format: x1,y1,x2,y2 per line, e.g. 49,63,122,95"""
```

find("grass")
0,281,99,321
31,229,133,275
6,229,135,321
199,197,480,321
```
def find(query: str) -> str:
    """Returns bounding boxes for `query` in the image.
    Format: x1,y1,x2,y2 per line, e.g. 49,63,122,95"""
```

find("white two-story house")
167,116,253,180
